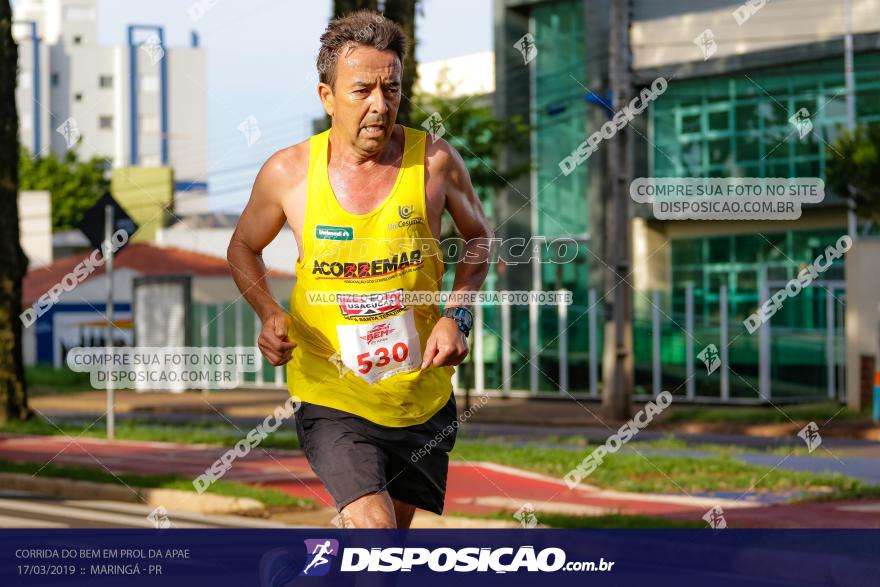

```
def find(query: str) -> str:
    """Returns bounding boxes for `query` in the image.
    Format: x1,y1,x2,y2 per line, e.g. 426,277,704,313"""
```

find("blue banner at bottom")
2,529,878,586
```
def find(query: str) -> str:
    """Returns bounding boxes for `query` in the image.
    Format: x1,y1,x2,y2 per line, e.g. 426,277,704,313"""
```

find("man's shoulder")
423,131,457,171
258,138,312,186
422,130,466,182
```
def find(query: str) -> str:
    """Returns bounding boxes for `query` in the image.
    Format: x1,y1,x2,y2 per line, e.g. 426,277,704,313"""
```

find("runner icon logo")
299,539,339,577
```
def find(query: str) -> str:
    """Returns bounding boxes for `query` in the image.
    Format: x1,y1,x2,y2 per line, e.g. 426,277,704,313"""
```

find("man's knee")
341,492,397,528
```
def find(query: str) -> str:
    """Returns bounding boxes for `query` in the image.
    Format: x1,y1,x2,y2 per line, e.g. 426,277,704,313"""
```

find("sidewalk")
2,434,880,528
31,389,880,447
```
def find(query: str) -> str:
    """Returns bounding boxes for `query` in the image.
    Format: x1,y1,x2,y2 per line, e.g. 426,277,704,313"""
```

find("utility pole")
602,0,634,420
844,0,857,237
105,205,115,440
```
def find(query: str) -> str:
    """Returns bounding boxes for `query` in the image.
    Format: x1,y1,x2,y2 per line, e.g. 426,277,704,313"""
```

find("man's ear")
318,82,334,118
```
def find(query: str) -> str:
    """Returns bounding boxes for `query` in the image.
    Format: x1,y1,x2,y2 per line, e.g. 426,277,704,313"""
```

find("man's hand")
258,312,296,366
420,317,468,369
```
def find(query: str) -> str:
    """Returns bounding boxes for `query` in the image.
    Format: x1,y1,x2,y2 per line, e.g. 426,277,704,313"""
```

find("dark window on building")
99,75,113,89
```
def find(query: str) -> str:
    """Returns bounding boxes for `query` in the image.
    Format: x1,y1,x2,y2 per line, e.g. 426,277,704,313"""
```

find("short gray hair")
317,10,408,88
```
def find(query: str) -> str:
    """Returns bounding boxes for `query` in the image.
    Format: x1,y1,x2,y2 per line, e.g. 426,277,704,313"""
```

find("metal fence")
193,283,845,404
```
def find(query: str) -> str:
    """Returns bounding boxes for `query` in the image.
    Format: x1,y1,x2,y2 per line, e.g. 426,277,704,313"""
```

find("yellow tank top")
286,126,454,427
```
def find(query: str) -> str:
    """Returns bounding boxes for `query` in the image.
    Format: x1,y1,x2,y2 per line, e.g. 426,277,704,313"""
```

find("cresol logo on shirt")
388,206,424,231
316,225,354,240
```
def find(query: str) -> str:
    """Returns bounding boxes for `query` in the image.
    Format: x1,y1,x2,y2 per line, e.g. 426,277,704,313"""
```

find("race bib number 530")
336,309,422,384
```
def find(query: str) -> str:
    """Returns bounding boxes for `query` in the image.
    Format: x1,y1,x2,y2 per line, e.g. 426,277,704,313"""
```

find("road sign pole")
105,204,115,440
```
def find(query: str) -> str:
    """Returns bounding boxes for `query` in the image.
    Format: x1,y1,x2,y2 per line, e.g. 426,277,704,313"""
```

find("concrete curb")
0,473,267,517
668,422,880,442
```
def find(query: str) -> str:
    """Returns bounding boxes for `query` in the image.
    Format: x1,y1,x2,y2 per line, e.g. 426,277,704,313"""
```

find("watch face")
455,308,473,332
444,308,472,333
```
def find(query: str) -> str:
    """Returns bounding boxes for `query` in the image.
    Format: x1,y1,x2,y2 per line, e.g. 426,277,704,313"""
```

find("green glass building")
493,0,880,402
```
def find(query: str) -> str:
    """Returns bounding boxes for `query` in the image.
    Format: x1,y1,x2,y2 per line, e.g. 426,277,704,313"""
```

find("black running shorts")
294,392,457,515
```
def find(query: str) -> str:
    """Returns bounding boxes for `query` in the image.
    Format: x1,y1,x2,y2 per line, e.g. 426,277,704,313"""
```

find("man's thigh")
295,395,457,517
295,404,388,513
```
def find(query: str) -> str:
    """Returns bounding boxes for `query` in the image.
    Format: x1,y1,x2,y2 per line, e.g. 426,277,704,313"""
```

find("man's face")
320,45,402,154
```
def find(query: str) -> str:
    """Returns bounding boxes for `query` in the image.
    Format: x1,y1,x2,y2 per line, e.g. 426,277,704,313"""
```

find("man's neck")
328,125,401,170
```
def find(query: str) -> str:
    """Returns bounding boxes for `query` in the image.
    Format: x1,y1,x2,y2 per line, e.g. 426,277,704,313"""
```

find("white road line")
0,498,160,528
0,514,69,528
69,500,291,528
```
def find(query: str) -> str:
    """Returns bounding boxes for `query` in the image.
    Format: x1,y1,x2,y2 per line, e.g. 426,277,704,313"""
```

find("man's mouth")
361,124,385,137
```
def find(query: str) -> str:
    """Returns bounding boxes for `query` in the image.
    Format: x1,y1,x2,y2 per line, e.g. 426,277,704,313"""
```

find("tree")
383,0,418,126
0,0,30,423
19,147,109,231
333,0,376,14
826,123,880,226
413,80,530,238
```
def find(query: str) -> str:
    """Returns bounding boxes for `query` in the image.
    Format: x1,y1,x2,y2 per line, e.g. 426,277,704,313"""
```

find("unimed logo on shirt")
316,225,353,240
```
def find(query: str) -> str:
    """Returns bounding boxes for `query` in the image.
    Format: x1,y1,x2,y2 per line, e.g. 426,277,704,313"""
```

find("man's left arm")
420,141,494,369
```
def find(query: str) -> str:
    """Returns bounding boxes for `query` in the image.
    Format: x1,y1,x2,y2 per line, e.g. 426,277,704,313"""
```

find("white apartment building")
12,0,208,205
416,51,495,98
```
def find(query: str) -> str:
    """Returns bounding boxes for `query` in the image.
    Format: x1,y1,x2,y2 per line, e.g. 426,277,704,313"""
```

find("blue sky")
98,0,492,212
87,0,493,211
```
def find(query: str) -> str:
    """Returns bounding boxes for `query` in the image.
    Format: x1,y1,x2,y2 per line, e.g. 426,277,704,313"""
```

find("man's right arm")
227,148,304,366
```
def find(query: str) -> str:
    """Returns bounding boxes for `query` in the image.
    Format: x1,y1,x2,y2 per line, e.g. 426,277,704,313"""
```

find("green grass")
540,434,591,448
516,433,829,459
796,483,880,503
626,435,821,458
0,416,301,450
539,434,749,454
451,510,705,529
26,366,92,395
451,440,864,494
0,458,312,509
7,416,874,500
664,403,864,425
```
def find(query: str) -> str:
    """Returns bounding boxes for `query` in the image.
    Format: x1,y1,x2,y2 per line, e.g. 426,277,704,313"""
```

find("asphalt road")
0,490,293,529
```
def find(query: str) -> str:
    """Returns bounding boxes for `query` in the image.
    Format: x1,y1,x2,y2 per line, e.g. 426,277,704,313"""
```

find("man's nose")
369,87,389,114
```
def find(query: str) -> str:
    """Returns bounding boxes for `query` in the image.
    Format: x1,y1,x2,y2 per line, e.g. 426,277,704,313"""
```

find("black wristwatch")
442,306,474,337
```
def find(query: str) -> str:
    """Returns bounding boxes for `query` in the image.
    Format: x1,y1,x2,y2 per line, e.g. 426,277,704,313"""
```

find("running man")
228,10,492,528
302,541,334,575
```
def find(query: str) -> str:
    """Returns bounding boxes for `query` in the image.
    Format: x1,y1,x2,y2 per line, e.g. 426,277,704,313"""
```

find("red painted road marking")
2,435,879,527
